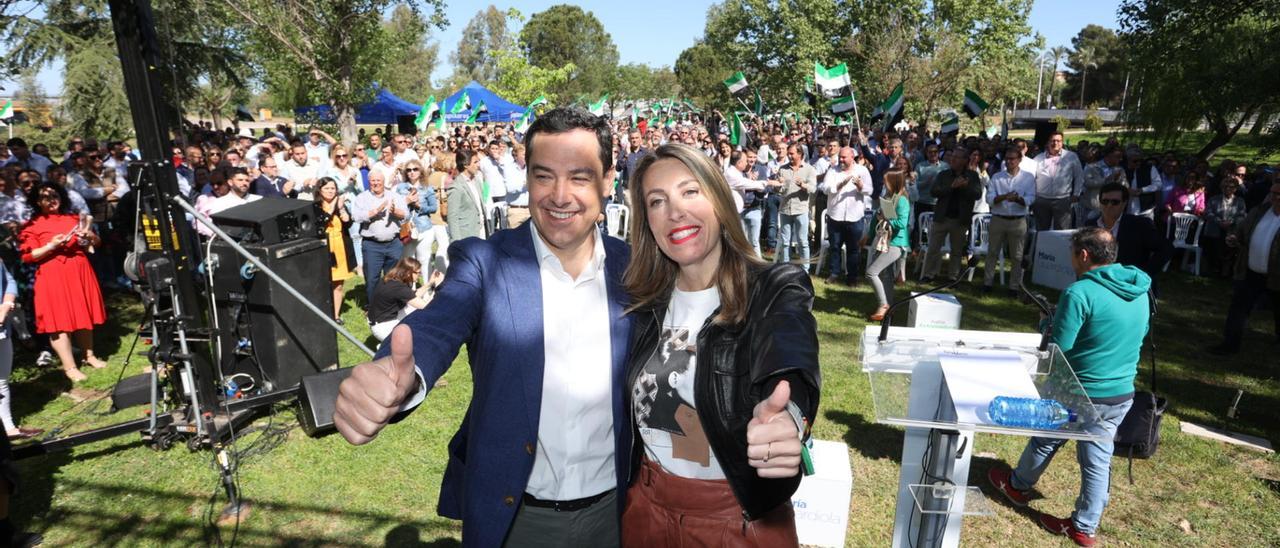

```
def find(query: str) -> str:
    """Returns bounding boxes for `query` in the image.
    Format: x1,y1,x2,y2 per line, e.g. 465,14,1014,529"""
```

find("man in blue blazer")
334,108,631,547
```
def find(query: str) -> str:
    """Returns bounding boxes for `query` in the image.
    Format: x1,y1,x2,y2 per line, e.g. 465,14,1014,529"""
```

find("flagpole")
851,97,862,135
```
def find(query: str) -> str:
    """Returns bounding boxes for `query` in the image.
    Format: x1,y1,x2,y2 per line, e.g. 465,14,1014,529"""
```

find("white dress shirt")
351,190,409,241
1033,150,1083,200
1248,210,1280,274
480,156,508,203
195,192,261,237
819,163,872,222
723,165,764,213
987,169,1037,217
282,159,323,199
526,222,616,500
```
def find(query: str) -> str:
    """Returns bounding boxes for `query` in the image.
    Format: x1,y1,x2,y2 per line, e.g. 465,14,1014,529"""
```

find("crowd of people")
0,101,1274,546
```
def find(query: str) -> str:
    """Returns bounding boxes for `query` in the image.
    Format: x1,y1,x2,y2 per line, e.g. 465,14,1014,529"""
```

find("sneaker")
987,467,1030,507
36,351,54,367
1038,513,1097,547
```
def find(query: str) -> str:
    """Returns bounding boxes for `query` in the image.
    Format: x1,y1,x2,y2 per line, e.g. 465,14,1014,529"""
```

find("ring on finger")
765,441,772,463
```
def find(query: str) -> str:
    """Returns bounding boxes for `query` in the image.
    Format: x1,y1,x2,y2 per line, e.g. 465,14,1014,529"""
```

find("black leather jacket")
624,263,821,520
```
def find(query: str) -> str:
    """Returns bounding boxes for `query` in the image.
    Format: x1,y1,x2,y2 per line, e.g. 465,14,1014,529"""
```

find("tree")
674,41,734,109
1119,0,1280,159
703,0,859,110
487,47,574,107
449,6,512,85
219,0,446,145
847,0,1037,131
378,4,440,102
1061,25,1126,108
16,71,54,129
1046,45,1070,105
1074,46,1098,108
614,64,679,104
520,5,618,98
2,0,247,139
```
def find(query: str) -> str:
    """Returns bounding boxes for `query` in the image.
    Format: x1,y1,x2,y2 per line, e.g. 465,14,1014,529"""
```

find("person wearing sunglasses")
1092,182,1169,286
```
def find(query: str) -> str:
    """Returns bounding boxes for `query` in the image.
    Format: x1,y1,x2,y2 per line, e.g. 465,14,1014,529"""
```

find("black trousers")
1221,270,1280,350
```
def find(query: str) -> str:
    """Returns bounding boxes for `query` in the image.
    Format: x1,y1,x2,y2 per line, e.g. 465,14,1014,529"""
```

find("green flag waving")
414,95,439,131
728,111,746,146
589,94,609,117
449,90,471,114
465,101,488,124
962,89,989,118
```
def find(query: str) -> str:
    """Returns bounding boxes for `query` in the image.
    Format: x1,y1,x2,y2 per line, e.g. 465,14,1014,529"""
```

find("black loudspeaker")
111,374,153,411
397,115,417,136
1033,121,1059,151
211,198,317,245
210,237,338,391
297,367,354,436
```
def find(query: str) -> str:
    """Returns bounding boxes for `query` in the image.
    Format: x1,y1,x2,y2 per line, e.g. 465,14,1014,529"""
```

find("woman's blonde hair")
885,170,908,198
623,143,765,325
401,158,425,182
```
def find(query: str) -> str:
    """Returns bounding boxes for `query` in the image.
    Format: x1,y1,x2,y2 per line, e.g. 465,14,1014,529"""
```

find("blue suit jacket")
376,223,632,547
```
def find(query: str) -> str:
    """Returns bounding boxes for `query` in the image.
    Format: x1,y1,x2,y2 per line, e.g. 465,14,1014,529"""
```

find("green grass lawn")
8,266,1280,546
1068,131,1280,165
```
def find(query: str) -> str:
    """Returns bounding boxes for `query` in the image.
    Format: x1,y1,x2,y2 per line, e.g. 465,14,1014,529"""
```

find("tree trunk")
1248,105,1274,136
336,104,358,147
1080,67,1087,109
1197,106,1257,160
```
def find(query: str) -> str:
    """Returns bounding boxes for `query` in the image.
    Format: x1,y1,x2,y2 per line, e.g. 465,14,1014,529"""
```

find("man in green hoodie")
988,227,1152,547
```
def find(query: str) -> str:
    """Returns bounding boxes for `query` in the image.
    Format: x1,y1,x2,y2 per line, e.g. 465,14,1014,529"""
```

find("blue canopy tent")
441,81,527,124
292,86,424,124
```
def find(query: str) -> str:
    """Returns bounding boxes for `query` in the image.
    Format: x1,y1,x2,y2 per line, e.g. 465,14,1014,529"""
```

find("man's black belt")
522,489,613,512
993,214,1026,220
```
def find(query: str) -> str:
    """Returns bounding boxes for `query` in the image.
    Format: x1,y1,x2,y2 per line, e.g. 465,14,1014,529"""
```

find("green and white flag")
728,111,746,146
940,113,960,135
682,99,702,113
434,100,447,132
514,109,533,134
879,83,905,132
414,95,439,131
962,89,989,118
528,94,548,110
0,100,12,121
814,62,852,98
831,94,857,115
449,90,471,114
465,101,488,124
723,71,750,97
753,89,765,117
589,94,609,117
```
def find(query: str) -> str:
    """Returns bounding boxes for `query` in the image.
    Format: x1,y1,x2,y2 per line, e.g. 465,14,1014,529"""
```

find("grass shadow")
824,409,904,463
385,524,462,547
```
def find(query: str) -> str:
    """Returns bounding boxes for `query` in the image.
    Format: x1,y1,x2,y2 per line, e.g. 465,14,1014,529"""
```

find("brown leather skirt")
622,458,799,547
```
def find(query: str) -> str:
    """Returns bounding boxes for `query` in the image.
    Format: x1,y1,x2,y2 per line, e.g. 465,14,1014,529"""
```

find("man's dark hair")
1072,226,1117,265
1049,130,1064,140
455,148,477,171
227,166,249,179
5,138,26,149
523,107,612,176
729,150,744,166
1100,181,1130,201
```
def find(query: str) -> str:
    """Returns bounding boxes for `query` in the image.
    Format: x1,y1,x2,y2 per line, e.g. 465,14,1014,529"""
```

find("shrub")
1052,115,1071,133
1084,108,1104,132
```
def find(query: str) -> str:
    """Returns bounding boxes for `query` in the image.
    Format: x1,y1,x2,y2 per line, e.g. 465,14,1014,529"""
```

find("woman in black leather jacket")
620,143,820,547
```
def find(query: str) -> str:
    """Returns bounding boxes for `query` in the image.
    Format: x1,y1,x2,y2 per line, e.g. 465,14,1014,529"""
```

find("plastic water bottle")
988,396,1077,429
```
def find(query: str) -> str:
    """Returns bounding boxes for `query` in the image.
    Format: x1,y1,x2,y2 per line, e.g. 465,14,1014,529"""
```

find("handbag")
872,218,892,253
1113,290,1166,483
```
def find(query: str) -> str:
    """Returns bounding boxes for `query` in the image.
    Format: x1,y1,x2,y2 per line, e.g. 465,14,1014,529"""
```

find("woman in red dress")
19,183,107,382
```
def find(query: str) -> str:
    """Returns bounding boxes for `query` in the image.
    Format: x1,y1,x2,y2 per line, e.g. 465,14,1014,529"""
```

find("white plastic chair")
604,203,630,240
968,213,1005,285
1166,212,1203,276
